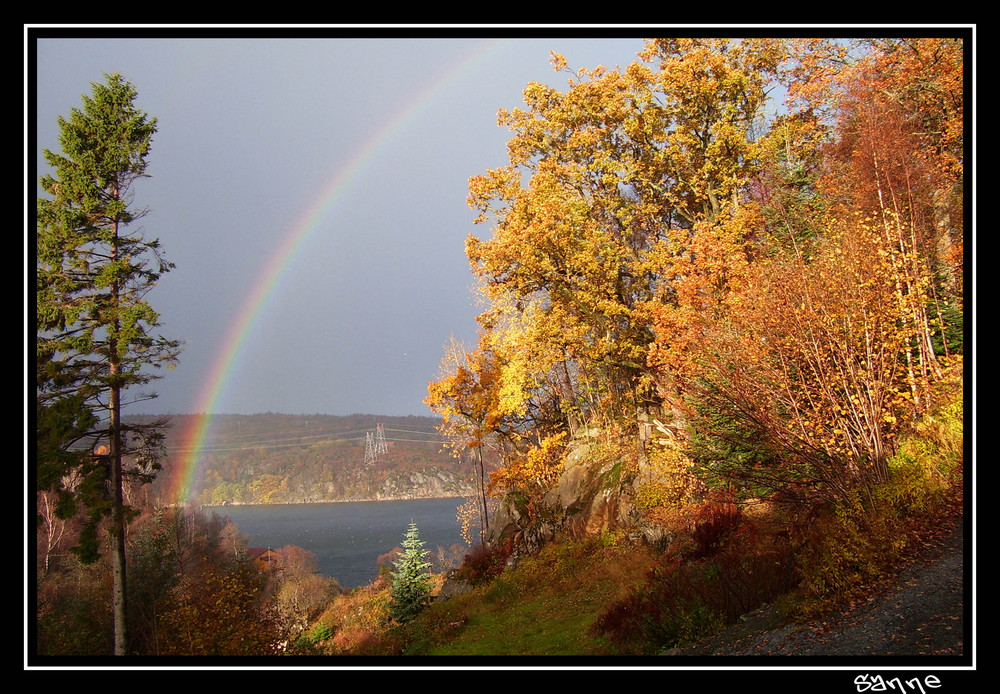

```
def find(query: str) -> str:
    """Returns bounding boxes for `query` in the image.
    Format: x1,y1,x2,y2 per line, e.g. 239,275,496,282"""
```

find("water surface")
212,497,466,588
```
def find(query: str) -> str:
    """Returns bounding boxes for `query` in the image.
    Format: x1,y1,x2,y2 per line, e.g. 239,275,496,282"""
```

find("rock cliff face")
375,469,475,500
484,429,674,555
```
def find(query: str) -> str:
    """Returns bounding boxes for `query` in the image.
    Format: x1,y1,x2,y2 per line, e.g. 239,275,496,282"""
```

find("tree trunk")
477,446,489,540
109,226,128,656
109,370,128,655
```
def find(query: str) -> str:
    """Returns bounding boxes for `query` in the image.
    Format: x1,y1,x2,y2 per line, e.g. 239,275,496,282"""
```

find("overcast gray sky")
32,29,654,417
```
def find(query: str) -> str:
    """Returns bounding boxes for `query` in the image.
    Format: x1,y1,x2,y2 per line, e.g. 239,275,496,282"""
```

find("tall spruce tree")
389,521,434,624
36,73,181,655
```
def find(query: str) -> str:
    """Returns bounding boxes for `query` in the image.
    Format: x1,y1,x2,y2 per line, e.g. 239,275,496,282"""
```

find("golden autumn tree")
463,39,786,448
427,332,568,533
426,335,509,543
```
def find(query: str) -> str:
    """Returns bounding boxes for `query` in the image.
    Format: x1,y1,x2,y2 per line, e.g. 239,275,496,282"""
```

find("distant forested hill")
127,413,475,506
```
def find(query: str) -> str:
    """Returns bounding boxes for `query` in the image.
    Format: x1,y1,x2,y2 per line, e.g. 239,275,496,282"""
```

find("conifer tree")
388,521,433,624
36,73,181,655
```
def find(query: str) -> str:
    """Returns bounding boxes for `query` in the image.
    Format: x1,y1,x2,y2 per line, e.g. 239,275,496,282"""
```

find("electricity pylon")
364,424,389,466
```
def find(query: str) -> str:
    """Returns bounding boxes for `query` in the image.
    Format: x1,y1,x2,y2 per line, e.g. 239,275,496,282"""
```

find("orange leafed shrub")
652,211,938,504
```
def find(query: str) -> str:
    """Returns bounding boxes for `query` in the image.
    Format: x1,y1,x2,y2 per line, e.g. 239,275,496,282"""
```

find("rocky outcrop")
375,469,475,501
484,429,675,556
435,569,475,600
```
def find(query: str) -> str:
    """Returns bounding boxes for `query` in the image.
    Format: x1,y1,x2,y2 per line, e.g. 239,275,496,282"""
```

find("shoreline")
198,494,468,509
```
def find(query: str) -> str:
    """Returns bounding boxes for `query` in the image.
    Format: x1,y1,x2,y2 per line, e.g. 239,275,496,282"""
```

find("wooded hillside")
128,413,475,506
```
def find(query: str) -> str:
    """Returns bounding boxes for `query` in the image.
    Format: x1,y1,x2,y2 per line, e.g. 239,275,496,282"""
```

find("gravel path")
667,515,966,657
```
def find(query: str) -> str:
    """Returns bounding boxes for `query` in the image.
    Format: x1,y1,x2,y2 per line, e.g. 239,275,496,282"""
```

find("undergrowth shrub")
36,562,113,655
649,491,745,559
635,445,700,511
592,498,794,654
592,585,724,655
455,538,514,585
893,398,963,491
522,537,589,578
793,389,963,615
702,537,798,621
301,581,392,654
794,493,907,614
689,492,743,558
392,601,472,655
308,622,335,643
289,621,334,654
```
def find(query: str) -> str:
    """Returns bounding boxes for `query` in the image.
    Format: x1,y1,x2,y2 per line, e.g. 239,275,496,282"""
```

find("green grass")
395,536,655,656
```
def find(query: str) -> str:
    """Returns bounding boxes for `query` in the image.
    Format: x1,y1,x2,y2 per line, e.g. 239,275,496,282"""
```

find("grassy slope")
340,536,657,657
422,539,656,656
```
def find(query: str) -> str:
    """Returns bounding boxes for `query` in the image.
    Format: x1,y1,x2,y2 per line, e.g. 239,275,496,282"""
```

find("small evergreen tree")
388,521,433,624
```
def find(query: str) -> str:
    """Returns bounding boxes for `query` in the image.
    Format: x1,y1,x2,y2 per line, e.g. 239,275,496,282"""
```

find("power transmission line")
168,430,371,454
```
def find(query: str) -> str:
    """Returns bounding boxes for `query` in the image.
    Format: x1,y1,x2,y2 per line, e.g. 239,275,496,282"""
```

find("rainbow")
169,40,503,505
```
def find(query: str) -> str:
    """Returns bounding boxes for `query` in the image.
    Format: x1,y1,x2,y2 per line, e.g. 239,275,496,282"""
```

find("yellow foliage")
488,432,567,496
635,444,700,511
